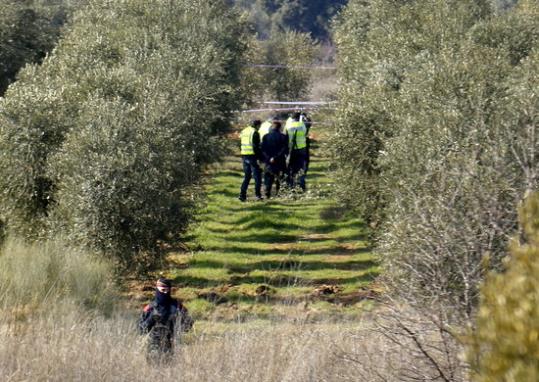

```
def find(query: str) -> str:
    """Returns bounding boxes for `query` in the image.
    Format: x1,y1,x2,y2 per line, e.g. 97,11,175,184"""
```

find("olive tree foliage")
469,193,539,381
244,30,317,103
233,0,347,41
0,0,250,265
333,0,538,315
0,0,83,96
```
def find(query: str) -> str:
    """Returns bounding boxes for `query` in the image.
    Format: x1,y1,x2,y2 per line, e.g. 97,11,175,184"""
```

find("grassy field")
142,123,380,322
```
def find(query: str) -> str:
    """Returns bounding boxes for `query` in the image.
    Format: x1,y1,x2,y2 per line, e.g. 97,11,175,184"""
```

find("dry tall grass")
1,306,467,381
0,238,115,313
0,311,384,382
0,240,466,381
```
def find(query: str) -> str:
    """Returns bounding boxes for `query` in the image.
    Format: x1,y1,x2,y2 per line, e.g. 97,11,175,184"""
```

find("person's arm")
277,135,289,159
177,303,194,333
137,305,155,334
253,131,261,159
261,135,271,162
305,116,312,133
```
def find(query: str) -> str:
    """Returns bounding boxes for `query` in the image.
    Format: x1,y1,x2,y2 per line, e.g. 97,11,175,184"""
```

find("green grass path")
166,129,379,321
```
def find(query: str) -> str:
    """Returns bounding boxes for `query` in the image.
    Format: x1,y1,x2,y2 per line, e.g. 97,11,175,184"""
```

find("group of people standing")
135,115,312,363
239,112,311,201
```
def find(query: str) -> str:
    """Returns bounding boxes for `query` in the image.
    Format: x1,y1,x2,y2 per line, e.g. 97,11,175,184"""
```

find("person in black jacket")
138,278,194,363
261,119,289,199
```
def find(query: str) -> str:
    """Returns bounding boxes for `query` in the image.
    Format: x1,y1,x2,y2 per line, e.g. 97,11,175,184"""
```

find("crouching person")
138,278,194,364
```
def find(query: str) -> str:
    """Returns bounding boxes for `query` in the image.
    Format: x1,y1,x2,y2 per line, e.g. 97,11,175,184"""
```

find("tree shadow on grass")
170,275,225,288
226,231,299,244
229,270,379,287
319,205,350,220
204,225,235,234
207,244,372,256
239,218,302,231
203,219,367,241
214,170,242,178
189,258,379,273
303,172,326,181
310,219,366,234
207,187,239,198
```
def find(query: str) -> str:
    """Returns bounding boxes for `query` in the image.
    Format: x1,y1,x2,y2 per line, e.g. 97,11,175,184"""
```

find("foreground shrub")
0,238,114,313
470,193,539,381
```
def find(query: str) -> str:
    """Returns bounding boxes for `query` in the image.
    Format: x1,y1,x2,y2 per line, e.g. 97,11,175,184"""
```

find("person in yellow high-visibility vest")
258,118,272,142
285,112,308,191
284,115,294,131
239,120,262,202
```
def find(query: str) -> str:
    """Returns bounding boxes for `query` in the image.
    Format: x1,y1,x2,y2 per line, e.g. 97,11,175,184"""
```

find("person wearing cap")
239,119,263,202
138,278,194,362
285,112,309,191
261,119,289,198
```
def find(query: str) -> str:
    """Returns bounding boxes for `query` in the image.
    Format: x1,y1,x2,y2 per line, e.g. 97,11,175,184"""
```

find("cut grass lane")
164,129,380,321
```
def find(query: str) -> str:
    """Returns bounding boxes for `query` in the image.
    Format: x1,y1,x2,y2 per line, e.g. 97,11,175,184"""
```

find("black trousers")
264,168,284,198
287,148,308,191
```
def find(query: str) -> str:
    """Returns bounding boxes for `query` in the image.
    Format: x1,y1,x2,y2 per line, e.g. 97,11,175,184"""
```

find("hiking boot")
238,196,246,202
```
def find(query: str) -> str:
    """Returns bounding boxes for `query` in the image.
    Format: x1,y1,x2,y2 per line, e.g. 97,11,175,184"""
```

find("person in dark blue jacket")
261,119,289,199
138,278,193,363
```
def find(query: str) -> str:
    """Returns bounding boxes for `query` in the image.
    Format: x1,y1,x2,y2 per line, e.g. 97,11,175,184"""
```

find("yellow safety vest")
286,121,307,150
259,121,272,141
285,117,293,131
240,126,256,155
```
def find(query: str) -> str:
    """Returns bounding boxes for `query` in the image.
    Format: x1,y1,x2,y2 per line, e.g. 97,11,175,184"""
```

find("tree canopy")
235,0,347,40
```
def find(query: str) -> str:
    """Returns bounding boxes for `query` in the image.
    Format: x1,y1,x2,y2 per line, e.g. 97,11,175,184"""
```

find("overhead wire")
246,64,336,70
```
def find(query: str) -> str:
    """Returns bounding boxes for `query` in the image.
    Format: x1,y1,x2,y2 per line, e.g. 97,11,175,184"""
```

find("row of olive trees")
0,0,250,267
332,0,537,380
334,0,537,312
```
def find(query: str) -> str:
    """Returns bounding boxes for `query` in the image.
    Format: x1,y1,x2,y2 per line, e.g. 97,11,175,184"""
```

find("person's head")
292,112,301,121
156,278,172,294
251,119,261,129
271,120,282,131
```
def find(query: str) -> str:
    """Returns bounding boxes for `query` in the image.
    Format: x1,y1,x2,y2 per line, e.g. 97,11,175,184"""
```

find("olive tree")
333,0,538,310
246,30,317,102
332,1,538,379
0,0,250,266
